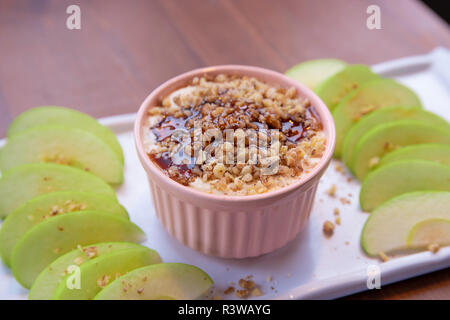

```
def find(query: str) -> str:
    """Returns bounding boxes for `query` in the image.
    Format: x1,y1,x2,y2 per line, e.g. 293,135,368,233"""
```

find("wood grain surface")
0,0,449,300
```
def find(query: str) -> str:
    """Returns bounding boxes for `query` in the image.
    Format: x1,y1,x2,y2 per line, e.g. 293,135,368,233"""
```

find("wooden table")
0,0,449,299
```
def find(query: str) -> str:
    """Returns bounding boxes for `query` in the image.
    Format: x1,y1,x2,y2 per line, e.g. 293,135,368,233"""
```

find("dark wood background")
0,0,449,299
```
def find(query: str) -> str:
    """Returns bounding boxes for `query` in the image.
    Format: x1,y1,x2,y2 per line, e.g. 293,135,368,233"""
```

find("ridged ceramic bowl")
135,65,335,258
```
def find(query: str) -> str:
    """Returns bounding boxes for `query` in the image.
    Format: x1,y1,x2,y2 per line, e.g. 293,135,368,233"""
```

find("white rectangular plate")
1,48,449,300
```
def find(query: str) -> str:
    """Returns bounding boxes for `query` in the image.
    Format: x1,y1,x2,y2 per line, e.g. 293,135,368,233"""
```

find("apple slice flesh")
0,163,116,219
352,120,450,180
378,144,450,168
52,247,162,300
94,263,213,300
342,107,448,167
29,242,143,300
360,160,450,212
0,125,123,184
407,218,450,248
11,211,146,289
361,191,450,255
0,191,128,266
333,79,422,157
315,64,378,110
285,59,347,90
7,106,124,163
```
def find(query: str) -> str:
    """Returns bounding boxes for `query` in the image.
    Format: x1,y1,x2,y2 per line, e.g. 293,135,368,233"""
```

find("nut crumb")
83,246,98,259
333,208,340,215
251,287,262,297
235,289,250,299
224,286,235,295
379,251,389,262
335,216,341,225
428,243,440,253
326,184,337,197
323,220,335,237
339,197,351,205
335,163,345,174
97,275,111,288
238,278,256,290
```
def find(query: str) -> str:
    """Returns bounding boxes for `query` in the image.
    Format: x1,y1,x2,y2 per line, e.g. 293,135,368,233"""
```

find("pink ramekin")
134,65,335,258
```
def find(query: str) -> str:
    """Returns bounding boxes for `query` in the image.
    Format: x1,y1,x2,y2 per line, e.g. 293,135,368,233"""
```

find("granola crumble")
144,74,326,195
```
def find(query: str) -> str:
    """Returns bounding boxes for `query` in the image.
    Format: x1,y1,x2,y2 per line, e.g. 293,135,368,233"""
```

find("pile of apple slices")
287,61,450,257
0,106,124,185
0,107,212,299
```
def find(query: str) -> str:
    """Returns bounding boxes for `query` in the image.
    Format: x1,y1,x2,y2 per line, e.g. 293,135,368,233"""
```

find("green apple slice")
7,106,123,163
378,144,450,168
29,242,143,300
0,163,116,219
11,211,146,288
52,246,162,300
407,218,450,248
0,191,128,266
285,59,347,90
352,120,450,180
94,263,213,300
361,191,450,255
333,79,422,157
0,125,123,184
342,108,448,167
315,64,378,110
360,160,450,212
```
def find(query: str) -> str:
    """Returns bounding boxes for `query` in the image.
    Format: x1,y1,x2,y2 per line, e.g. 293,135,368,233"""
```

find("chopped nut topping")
340,197,351,205
335,163,345,174
74,257,84,265
97,275,111,288
323,220,335,237
235,289,250,299
333,208,340,215
238,278,256,290
224,286,235,295
379,251,389,262
251,287,263,297
144,74,325,195
335,216,341,225
428,243,440,253
326,184,337,197
83,246,98,259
